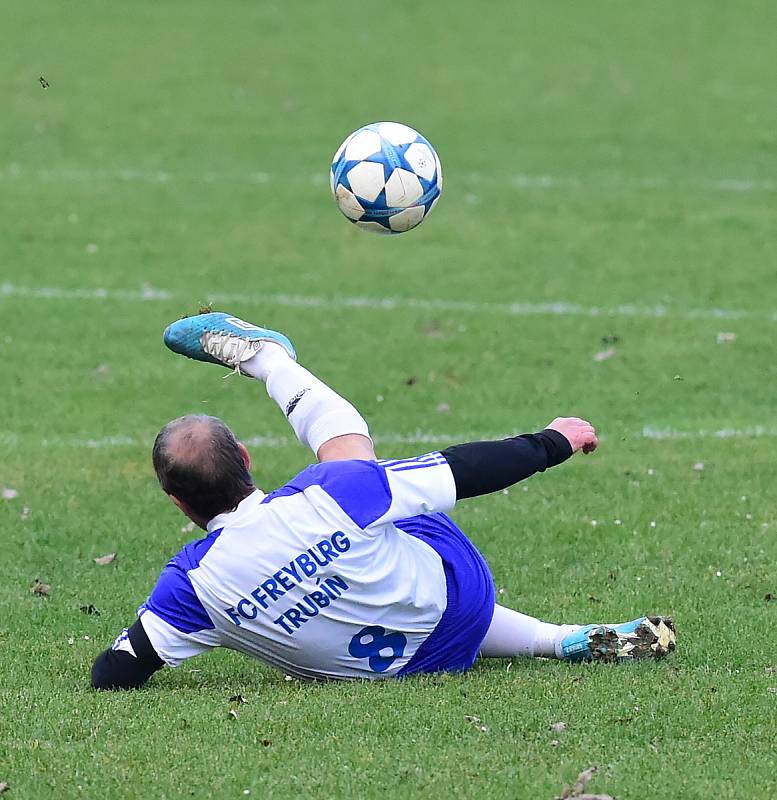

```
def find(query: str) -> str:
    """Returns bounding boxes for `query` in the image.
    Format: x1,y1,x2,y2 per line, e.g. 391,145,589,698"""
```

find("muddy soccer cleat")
163,312,296,373
560,616,676,663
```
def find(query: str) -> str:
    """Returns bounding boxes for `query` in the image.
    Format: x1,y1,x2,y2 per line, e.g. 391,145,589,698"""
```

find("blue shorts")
394,513,495,676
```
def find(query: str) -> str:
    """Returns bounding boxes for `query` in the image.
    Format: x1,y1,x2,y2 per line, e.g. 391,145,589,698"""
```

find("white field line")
2,426,777,452
0,163,775,193
1,282,773,323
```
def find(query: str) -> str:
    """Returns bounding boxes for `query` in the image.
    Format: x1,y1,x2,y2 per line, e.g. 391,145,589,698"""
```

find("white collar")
207,488,265,532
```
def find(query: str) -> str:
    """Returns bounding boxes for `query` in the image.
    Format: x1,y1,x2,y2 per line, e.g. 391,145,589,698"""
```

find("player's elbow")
91,649,126,690
91,648,153,691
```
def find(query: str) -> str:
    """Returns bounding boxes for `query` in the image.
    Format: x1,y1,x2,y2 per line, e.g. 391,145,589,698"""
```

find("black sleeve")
441,429,573,500
91,618,165,691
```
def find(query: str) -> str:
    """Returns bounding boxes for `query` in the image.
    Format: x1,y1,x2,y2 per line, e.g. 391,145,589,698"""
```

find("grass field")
2,0,777,797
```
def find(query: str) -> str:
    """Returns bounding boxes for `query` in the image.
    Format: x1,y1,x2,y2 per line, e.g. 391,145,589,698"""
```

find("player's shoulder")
145,528,224,634
167,527,224,572
262,459,391,528
265,459,389,499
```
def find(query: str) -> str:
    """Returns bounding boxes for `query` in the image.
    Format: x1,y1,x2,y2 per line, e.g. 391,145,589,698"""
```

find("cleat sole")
590,615,677,662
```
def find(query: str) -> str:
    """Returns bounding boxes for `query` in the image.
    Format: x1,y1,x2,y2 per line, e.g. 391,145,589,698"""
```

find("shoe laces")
200,331,262,375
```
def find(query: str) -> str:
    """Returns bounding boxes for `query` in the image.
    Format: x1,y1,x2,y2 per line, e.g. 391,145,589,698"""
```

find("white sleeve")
138,608,221,668
371,452,457,527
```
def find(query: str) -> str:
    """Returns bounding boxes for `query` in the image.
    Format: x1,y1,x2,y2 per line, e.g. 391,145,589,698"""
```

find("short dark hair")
152,415,255,521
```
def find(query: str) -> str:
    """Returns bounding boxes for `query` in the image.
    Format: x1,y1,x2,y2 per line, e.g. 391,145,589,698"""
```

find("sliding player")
91,313,675,689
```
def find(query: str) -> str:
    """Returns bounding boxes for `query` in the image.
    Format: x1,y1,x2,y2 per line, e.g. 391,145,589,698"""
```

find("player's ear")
237,442,251,471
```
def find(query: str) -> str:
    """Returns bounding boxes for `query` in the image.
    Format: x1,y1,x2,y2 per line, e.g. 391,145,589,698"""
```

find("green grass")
2,0,777,797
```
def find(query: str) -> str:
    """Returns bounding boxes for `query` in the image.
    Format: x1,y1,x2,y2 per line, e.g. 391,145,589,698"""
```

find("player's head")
153,414,254,526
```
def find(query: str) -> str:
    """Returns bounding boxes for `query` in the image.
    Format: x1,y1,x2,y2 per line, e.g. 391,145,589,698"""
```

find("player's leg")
481,604,676,662
241,342,374,461
163,312,374,461
480,604,576,659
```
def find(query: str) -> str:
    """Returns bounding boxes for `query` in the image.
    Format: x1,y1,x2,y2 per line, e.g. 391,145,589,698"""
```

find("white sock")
480,604,579,659
242,344,371,455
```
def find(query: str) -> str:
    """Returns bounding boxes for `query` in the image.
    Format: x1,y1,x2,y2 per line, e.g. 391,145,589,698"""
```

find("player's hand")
546,417,599,455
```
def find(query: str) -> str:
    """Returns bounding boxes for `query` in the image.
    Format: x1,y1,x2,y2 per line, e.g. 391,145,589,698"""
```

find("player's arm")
92,562,222,690
91,619,164,690
441,417,597,500
317,433,375,462
357,417,596,527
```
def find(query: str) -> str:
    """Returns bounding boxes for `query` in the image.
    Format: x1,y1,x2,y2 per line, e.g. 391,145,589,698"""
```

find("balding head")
152,415,255,522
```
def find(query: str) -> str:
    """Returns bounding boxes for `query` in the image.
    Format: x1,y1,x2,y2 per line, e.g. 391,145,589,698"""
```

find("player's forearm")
441,429,573,500
91,619,164,690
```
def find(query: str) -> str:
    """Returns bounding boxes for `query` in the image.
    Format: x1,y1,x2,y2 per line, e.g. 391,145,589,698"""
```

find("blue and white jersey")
126,454,495,681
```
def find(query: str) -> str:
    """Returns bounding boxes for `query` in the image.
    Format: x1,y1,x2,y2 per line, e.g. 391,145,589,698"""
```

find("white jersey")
125,454,496,680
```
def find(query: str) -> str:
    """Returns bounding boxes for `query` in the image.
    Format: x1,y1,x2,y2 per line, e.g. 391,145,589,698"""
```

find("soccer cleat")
560,616,676,663
163,312,296,372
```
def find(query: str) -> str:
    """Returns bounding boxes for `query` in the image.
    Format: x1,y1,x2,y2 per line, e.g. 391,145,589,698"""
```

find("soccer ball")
330,122,443,234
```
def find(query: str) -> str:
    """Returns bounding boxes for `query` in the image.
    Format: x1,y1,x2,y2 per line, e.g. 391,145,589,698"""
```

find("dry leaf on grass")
435,402,451,414
93,553,117,566
556,765,614,800
228,709,239,720
0,782,9,793
32,580,51,597
692,462,705,471
79,604,100,616
20,506,31,521
1,488,18,500
716,332,736,344
570,766,598,797
260,739,272,747
181,521,196,533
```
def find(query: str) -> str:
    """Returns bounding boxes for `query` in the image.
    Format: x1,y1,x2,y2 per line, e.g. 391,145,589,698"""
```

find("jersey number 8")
348,626,408,673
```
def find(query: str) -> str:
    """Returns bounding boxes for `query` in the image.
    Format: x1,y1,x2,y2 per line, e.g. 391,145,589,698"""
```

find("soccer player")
91,313,676,690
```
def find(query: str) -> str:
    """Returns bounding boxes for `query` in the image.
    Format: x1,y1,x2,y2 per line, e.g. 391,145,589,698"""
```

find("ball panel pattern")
384,168,423,208
334,185,364,220
346,161,387,202
375,121,418,146
344,130,382,161
403,142,436,181
331,121,442,234
388,206,425,232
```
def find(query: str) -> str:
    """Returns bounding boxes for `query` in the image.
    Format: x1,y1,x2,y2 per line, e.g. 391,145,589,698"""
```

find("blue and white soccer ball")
330,122,443,234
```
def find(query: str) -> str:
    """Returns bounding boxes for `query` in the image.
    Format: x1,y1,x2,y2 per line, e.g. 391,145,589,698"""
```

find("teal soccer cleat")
163,312,296,372
560,616,676,662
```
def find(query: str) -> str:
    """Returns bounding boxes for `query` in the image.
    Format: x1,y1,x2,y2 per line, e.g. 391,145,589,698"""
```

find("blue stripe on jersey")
144,528,223,634
379,455,439,467
395,514,495,676
385,461,446,473
379,451,443,464
379,452,446,469
261,460,392,529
